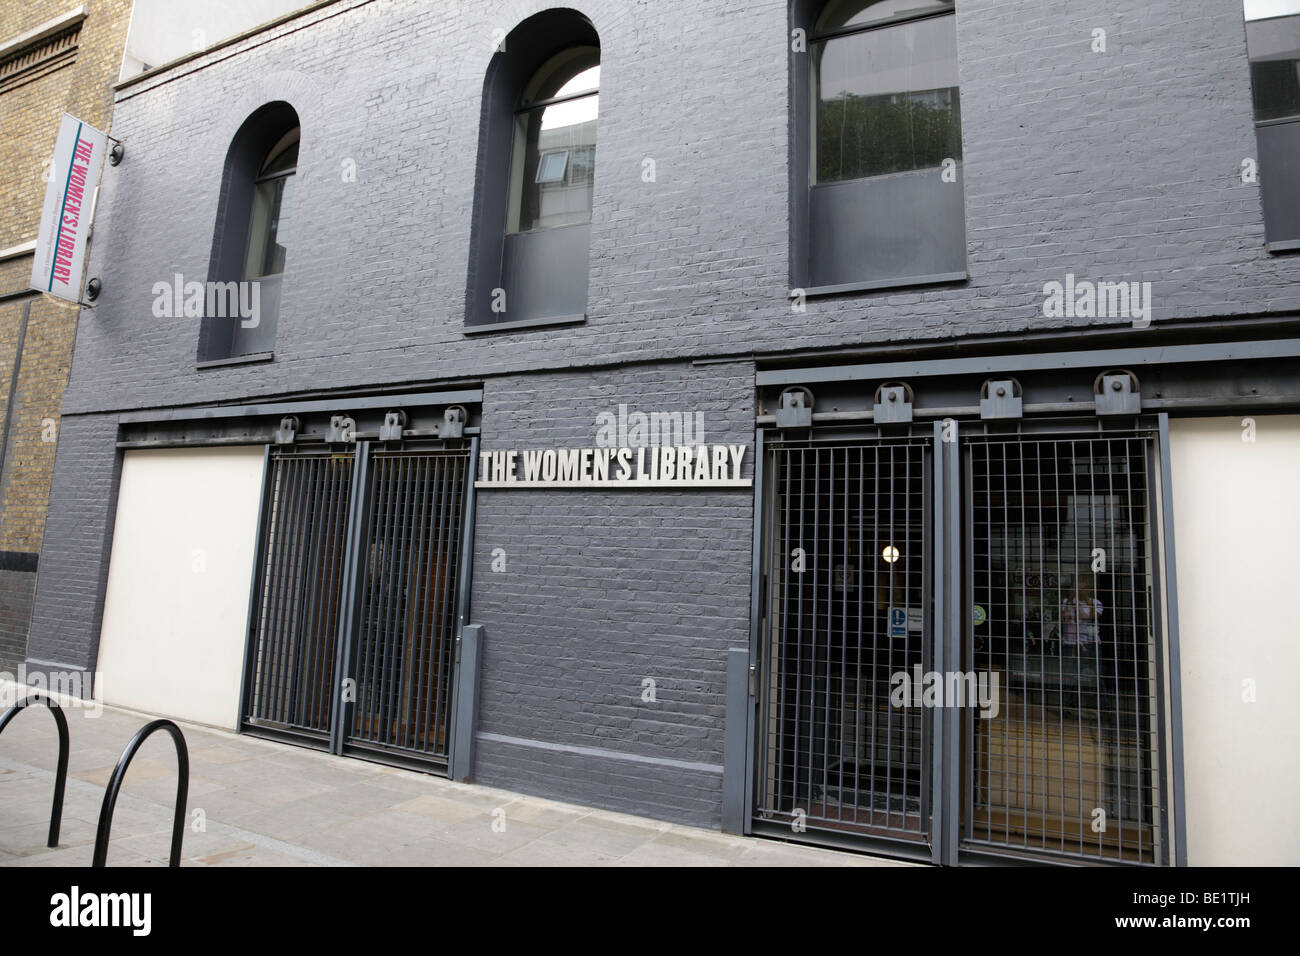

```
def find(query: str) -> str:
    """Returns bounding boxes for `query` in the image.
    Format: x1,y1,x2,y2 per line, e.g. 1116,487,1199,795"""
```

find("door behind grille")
964,433,1164,863
755,440,932,844
243,450,354,743
345,450,469,765
242,443,474,771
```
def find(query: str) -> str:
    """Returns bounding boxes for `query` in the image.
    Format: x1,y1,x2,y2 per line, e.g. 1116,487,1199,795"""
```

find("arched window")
198,102,299,364
466,11,599,332
244,128,298,281
509,49,599,233
791,0,966,293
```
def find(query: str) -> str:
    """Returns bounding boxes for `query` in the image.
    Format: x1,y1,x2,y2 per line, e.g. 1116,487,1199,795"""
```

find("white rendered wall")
1170,415,1300,865
96,446,265,730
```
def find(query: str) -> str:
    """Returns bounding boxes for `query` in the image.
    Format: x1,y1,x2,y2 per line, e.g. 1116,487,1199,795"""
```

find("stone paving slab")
0,699,907,867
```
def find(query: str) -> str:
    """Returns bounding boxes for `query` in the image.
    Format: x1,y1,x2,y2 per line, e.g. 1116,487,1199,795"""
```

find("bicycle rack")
92,719,189,867
0,694,69,848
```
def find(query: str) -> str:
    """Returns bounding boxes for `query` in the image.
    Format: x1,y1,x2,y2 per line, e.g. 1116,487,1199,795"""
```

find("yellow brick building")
0,1,133,672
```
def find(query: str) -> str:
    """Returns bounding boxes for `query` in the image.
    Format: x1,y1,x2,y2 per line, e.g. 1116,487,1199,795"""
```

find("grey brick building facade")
20,0,1300,865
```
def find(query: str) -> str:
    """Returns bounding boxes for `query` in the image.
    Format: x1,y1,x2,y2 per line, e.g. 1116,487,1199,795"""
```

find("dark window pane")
243,127,298,280
809,167,967,286
1256,117,1300,241
245,174,291,278
1247,16,1300,121
814,13,961,183
260,131,299,176
501,224,591,320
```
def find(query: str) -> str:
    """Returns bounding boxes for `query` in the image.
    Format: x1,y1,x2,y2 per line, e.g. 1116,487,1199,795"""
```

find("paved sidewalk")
0,700,903,867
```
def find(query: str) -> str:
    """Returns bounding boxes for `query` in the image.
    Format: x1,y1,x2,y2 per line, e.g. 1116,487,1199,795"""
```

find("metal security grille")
345,450,469,764
964,433,1164,864
756,440,932,843
244,451,354,742
243,442,474,770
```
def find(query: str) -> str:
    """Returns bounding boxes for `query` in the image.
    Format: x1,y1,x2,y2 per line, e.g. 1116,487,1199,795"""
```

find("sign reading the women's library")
476,444,750,489
30,113,108,304
477,406,750,489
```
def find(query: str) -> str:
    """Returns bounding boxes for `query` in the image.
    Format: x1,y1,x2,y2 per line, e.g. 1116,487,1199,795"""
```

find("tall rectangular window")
802,0,967,292
1246,0,1300,250
814,13,962,184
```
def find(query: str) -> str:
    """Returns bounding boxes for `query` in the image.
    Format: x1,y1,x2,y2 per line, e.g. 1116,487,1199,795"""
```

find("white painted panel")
96,446,265,730
1170,415,1300,865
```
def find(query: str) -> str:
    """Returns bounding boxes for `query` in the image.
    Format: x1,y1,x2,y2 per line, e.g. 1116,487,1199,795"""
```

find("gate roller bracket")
326,415,357,444
775,387,814,429
873,382,914,424
1095,369,1141,416
274,416,299,445
440,405,466,439
980,378,1023,420
378,410,407,442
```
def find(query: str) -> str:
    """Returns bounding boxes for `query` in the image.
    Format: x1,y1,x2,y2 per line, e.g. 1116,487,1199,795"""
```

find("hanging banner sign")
475,444,751,489
30,113,108,303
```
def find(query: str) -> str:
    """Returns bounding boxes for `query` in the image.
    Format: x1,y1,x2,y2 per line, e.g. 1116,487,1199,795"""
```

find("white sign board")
30,113,108,303
474,445,751,489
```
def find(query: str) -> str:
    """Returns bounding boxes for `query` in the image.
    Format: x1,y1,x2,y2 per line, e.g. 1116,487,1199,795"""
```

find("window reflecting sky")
1245,0,1300,20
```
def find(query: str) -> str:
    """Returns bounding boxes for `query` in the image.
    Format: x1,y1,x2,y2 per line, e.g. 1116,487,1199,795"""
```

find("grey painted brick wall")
469,359,754,827
57,0,1295,420
24,0,1300,826
0,569,36,675
25,413,120,682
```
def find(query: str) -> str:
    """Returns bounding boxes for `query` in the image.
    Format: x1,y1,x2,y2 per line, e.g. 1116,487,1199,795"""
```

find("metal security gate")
748,415,1175,865
243,450,354,745
242,439,477,772
344,448,470,764
753,437,934,849
963,431,1166,864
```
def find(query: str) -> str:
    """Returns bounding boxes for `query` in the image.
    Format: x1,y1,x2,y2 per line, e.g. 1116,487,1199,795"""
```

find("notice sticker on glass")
889,608,908,639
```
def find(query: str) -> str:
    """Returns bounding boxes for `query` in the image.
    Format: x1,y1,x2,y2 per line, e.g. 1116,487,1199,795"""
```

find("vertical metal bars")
752,424,1174,867
345,448,468,763
243,443,472,769
755,439,932,844
964,433,1163,864
243,450,355,742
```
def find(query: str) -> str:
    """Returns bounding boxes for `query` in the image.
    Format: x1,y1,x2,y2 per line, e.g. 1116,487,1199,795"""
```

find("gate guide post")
448,436,481,781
